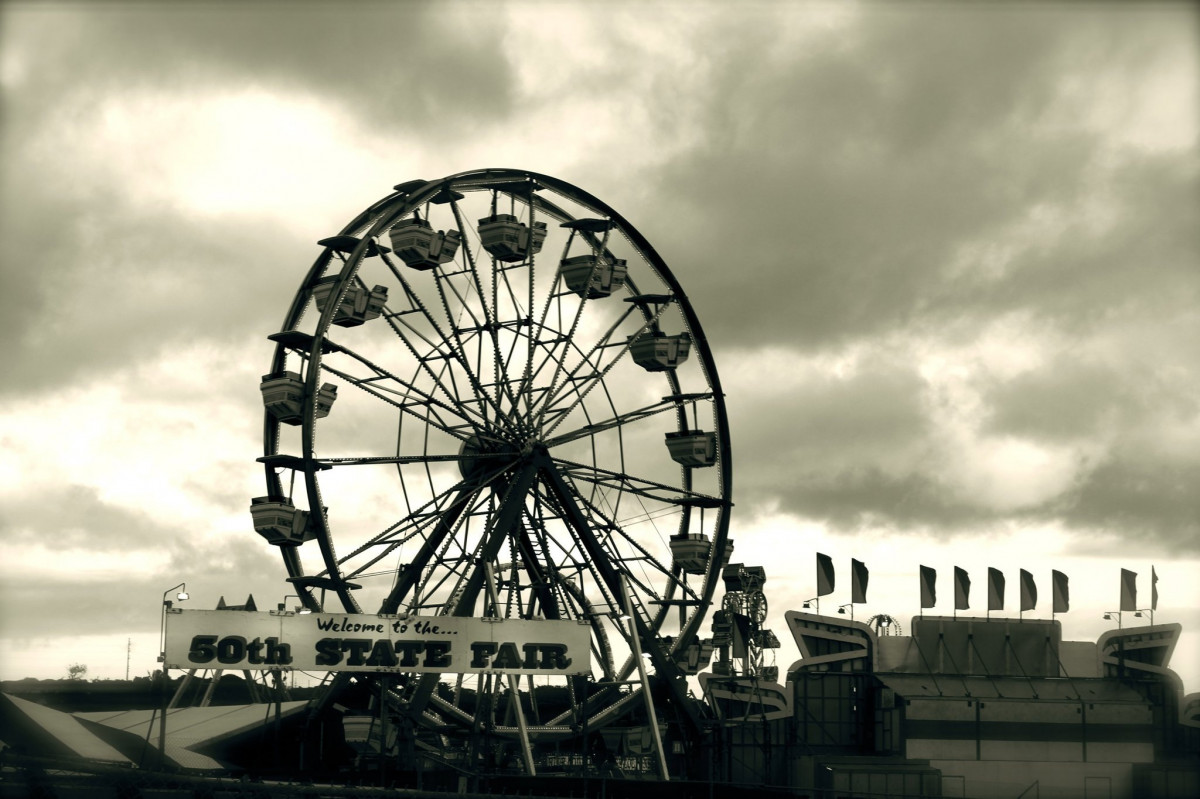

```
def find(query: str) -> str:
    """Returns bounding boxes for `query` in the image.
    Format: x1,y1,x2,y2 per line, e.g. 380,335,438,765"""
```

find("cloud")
0,3,517,142
0,474,287,642
0,1,1197,685
639,5,1197,354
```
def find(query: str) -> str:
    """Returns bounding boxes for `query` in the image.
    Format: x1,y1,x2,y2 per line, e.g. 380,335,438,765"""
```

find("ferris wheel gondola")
252,169,733,742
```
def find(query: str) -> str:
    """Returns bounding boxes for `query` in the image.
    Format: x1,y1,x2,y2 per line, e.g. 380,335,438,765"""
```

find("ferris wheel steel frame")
257,169,732,746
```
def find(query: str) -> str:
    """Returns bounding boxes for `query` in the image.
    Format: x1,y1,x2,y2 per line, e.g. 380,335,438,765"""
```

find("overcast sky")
1,1,1197,692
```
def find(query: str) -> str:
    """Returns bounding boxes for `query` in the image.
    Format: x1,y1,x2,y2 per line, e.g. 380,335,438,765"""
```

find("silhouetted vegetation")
1,674,324,712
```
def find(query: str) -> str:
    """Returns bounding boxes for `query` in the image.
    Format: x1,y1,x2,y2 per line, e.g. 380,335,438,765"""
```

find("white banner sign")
163,609,591,675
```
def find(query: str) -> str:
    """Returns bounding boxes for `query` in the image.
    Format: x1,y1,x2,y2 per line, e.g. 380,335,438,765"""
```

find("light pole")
277,593,312,614
158,583,188,769
1103,610,1127,680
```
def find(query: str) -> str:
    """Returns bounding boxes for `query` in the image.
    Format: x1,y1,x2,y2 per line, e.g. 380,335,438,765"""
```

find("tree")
66,663,88,681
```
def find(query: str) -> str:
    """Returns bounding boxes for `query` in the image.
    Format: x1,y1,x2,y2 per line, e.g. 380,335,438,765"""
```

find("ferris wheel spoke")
443,463,541,618
522,501,608,624
535,462,654,621
551,474,705,635
378,483,488,614
527,300,664,429
445,197,510,411
519,233,579,423
314,453,491,468
527,486,622,618
329,474,501,577
377,250,509,426
318,361,476,439
373,309,489,430
542,393,705,450
451,191,540,422
551,456,724,508
535,334,665,444
554,474,689,604
511,518,565,621
487,260,540,422
429,260,522,426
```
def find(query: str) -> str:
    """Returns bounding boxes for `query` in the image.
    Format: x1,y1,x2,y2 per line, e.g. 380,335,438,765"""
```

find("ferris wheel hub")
457,433,528,486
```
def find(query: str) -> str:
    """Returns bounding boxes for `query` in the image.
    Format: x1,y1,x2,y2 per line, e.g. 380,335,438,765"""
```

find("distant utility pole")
126,638,132,681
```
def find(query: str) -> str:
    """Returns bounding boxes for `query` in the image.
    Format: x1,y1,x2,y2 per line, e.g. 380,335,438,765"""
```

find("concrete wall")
932,759,1132,799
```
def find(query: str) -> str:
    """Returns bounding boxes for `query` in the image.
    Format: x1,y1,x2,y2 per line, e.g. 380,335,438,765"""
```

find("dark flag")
816,553,835,597
1152,566,1158,611
954,567,970,610
920,565,936,609
1120,569,1137,612
1020,569,1037,611
851,558,869,604
1052,570,1069,613
987,567,1005,611
730,613,751,659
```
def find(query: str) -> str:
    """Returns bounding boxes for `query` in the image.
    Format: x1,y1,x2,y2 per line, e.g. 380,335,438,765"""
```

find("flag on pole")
1120,569,1137,612
816,553,835,597
1052,570,1069,613
954,567,970,610
920,565,936,608
916,563,936,607
1020,569,1037,611
987,567,1005,611
1152,566,1158,611
851,558,869,604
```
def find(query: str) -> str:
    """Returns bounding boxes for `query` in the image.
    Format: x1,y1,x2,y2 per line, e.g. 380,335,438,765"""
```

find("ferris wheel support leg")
378,485,476,615
622,574,670,782
405,466,542,718
509,671,537,776
536,455,704,745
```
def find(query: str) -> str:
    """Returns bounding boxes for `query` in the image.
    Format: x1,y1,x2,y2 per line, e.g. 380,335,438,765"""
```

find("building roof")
77,700,310,770
0,693,132,763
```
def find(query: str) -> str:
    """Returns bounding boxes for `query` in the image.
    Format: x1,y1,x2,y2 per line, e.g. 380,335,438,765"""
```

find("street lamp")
157,582,187,770
801,596,819,613
158,583,187,662
1103,610,1123,629
837,603,854,620
278,593,312,614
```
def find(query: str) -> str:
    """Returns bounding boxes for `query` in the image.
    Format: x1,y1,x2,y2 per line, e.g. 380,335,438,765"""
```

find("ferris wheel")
252,169,732,739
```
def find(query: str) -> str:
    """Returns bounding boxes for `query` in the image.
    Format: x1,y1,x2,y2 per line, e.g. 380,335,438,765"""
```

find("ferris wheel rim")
260,169,732,735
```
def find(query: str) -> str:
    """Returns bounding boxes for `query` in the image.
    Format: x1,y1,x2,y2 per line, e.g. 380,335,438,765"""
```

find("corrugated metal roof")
76,701,309,770
2,693,132,763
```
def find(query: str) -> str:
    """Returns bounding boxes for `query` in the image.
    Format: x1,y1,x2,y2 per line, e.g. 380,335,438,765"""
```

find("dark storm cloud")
0,1,1196,659
1060,457,1200,553
726,352,978,531
0,536,285,638
0,484,286,638
0,182,312,395
0,1,523,397
938,154,1199,336
0,484,161,549
1,3,515,141
626,5,1200,550
648,5,1194,350
983,357,1132,442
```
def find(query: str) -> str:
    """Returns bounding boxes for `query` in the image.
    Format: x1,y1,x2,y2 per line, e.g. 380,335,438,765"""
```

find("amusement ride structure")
250,168,741,773
2,170,1195,799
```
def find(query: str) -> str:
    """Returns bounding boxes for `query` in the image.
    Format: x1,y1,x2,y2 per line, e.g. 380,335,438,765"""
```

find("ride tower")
251,169,734,781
